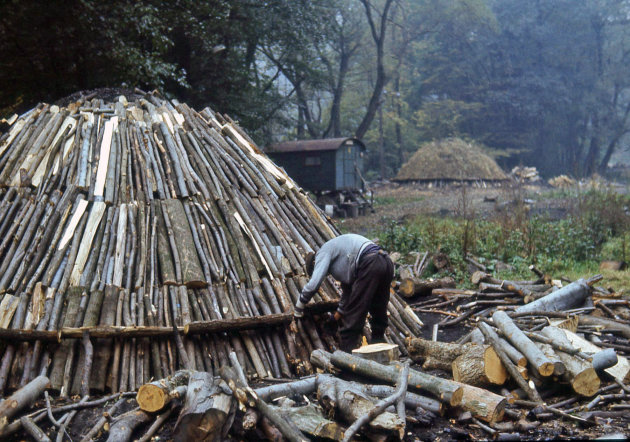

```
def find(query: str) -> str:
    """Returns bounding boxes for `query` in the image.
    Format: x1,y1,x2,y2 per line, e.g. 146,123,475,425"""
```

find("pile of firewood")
0,89,423,411
2,262,629,441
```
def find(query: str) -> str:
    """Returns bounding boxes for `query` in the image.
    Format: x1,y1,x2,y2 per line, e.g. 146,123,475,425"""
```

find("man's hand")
334,311,342,322
294,300,306,319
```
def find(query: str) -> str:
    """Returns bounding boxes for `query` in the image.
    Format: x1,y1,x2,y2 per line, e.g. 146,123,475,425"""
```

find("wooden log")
477,322,542,402
539,327,601,396
592,348,618,372
407,337,476,371
352,343,400,364
90,285,119,391
0,375,50,431
328,350,463,406
255,376,319,401
136,370,190,412
220,353,307,442
155,202,177,285
317,377,404,435
514,278,591,313
450,379,506,424
19,416,51,442
398,276,456,298
173,371,235,442
272,404,344,441
162,199,206,288
106,408,151,442
492,311,554,376
452,345,507,387
579,315,630,339
340,361,408,442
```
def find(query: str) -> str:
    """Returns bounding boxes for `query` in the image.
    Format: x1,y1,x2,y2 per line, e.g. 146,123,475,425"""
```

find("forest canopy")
1,0,630,179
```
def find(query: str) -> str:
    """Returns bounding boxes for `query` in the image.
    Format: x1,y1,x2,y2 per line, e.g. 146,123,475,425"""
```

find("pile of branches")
0,91,424,403
1,263,629,440
400,262,630,438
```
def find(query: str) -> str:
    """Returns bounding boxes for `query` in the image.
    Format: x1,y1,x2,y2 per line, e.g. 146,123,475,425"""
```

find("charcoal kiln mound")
394,137,509,186
0,89,422,396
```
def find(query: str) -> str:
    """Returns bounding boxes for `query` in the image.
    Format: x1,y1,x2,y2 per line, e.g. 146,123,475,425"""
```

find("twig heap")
0,91,421,396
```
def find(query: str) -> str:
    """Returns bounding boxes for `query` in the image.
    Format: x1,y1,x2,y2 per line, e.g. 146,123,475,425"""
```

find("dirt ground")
338,180,582,236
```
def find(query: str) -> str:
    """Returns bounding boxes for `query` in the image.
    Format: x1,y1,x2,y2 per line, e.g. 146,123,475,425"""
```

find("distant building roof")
267,137,365,153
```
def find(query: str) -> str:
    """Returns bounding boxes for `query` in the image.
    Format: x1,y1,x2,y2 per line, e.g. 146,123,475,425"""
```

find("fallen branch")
341,361,409,442
221,352,307,442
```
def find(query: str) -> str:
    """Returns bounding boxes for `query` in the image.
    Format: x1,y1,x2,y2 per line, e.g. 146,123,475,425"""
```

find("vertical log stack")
0,91,421,393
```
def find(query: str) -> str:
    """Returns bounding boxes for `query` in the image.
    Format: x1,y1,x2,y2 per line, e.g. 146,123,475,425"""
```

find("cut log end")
537,362,555,377
572,368,601,397
136,384,167,413
442,387,464,407
484,347,508,385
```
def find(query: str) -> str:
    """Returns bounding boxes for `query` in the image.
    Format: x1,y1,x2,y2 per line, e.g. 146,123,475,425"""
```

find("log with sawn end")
492,310,555,377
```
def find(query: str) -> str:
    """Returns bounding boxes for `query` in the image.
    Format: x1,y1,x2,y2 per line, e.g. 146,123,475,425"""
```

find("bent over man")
293,233,394,352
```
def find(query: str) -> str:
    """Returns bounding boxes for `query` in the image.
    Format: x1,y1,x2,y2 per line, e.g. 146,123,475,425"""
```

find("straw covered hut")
394,138,508,186
0,89,422,401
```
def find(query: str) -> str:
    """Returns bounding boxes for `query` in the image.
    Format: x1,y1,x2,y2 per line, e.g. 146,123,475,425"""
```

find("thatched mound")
394,138,508,182
0,91,422,395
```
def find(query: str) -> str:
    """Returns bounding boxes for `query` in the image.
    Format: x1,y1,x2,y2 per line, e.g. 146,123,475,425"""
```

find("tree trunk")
355,0,395,140
540,327,601,396
317,377,403,434
136,370,190,412
492,311,554,377
514,279,591,314
173,372,235,442
0,375,49,431
398,277,456,298
451,345,507,387
106,408,151,442
273,404,345,441
329,350,464,406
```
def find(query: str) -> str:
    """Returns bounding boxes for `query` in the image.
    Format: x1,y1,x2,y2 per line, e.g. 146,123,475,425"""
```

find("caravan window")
305,156,321,166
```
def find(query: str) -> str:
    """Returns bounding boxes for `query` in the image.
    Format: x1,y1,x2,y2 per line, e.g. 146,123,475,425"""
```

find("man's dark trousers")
339,251,394,352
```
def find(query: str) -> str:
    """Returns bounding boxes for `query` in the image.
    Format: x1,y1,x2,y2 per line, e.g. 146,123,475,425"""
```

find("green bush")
372,193,629,283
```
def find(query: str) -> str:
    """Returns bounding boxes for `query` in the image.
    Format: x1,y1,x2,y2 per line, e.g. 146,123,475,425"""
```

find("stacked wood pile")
548,174,577,188
1,262,629,440
401,266,630,438
511,166,540,183
0,90,424,406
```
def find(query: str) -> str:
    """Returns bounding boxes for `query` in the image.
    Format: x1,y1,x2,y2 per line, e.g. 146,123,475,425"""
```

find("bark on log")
592,348,618,373
0,375,50,431
162,199,206,288
514,279,591,314
579,315,630,339
364,385,443,415
451,380,507,424
317,377,404,436
329,350,463,406
539,327,601,396
340,361,408,442
272,404,345,441
19,416,51,442
477,322,542,402
173,371,235,442
407,337,472,370
451,345,507,387
220,353,307,442
106,408,151,442
492,311,554,376
398,276,456,298
255,376,319,402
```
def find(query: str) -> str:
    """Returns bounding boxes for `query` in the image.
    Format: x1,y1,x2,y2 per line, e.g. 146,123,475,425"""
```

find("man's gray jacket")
298,233,374,314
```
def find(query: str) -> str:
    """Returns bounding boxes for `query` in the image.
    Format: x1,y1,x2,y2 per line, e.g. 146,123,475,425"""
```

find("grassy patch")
359,189,630,287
